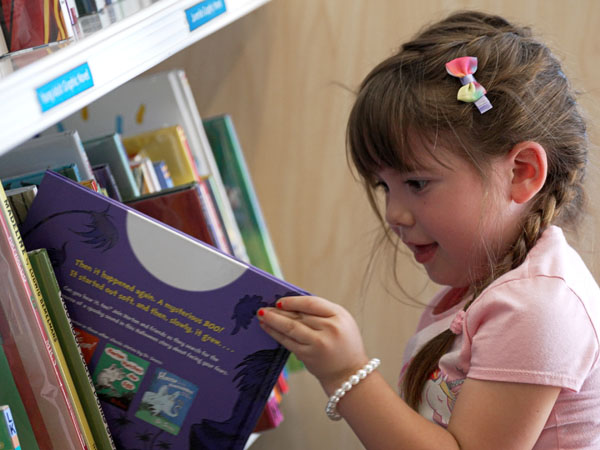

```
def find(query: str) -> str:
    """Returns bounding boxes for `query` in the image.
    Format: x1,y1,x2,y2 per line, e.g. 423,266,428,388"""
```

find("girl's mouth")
411,243,438,264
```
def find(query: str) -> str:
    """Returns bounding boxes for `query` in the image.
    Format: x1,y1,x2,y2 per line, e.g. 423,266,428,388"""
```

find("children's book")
29,248,116,450
92,164,122,202
0,131,95,182
126,181,233,254
82,134,140,202
203,115,305,373
203,115,284,279
0,0,70,53
26,247,98,450
22,171,308,450
152,161,174,190
51,69,250,263
129,155,161,195
5,185,37,226
0,184,86,450
0,342,38,450
121,126,200,187
2,163,81,191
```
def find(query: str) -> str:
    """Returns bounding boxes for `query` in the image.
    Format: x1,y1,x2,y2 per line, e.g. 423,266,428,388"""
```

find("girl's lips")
409,243,438,264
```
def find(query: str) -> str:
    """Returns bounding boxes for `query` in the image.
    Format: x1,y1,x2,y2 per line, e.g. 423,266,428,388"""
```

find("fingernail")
276,301,283,309
258,309,265,317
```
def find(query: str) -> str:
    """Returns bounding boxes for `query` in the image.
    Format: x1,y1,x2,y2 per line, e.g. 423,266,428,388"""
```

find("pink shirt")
401,226,600,448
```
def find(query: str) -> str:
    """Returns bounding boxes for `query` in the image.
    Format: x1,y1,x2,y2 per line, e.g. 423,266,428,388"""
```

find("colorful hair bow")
445,56,492,114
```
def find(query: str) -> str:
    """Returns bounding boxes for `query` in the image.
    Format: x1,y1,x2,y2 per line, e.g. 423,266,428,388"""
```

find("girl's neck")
433,286,470,315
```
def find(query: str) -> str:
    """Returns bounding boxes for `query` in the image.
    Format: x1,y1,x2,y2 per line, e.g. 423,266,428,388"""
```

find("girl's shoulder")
477,225,600,311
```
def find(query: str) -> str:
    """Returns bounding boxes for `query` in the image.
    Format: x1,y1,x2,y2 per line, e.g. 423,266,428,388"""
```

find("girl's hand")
257,296,369,394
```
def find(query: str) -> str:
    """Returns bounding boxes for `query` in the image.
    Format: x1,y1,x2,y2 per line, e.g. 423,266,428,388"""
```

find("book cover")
52,69,250,263
0,131,95,182
152,161,174,190
203,115,284,279
22,171,308,450
5,185,37,226
26,249,98,450
0,342,38,450
82,134,141,202
121,126,200,187
92,164,122,202
125,182,221,251
0,0,70,52
129,155,161,195
2,163,81,191
203,115,305,373
0,184,85,450
0,405,21,450
29,248,116,450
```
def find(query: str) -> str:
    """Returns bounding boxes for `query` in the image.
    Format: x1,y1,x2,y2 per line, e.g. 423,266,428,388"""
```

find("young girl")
257,10,600,449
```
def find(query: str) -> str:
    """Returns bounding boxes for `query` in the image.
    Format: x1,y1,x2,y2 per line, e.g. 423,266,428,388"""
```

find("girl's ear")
507,141,548,204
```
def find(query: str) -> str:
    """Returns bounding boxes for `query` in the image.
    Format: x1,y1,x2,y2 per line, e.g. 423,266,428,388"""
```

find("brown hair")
346,10,588,409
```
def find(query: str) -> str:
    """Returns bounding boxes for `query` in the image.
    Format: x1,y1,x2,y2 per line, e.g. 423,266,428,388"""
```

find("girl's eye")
405,179,428,191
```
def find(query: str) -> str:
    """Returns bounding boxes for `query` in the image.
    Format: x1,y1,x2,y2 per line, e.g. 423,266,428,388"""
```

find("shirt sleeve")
464,276,599,391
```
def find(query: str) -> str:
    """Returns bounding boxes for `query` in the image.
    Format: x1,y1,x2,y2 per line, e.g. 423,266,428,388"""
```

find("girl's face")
375,140,522,287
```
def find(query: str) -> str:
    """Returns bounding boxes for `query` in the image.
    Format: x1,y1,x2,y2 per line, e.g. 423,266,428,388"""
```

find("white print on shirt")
418,368,464,428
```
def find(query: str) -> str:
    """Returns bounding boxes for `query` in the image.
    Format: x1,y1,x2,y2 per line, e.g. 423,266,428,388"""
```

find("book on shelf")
0,405,21,450
51,69,250,263
2,163,82,191
92,164,122,202
126,181,233,255
29,248,116,450
152,161,174,190
129,154,162,195
5,185,37,227
121,125,200,187
26,245,98,450
0,0,72,53
203,114,284,279
0,183,87,449
82,134,141,202
203,115,305,373
0,340,37,450
21,171,309,450
0,131,95,182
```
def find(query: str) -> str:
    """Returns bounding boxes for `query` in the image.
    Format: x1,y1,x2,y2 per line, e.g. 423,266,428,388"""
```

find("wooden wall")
148,1,600,448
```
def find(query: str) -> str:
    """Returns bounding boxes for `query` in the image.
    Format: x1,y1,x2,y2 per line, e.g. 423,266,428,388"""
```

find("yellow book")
122,125,199,186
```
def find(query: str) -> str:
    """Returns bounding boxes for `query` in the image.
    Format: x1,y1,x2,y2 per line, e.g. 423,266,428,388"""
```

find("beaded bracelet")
325,358,381,421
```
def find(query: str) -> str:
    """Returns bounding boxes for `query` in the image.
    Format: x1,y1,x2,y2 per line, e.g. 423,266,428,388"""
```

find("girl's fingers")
275,295,339,317
258,308,317,345
258,320,308,355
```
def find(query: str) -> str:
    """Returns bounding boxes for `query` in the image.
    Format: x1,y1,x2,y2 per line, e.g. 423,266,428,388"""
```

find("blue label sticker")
36,62,94,113
185,0,227,32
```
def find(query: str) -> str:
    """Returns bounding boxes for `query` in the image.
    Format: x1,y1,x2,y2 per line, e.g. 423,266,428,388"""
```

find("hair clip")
445,56,492,114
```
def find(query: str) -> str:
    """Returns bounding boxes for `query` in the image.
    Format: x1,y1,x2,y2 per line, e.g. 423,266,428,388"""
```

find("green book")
0,339,38,450
203,115,283,278
28,249,116,450
203,115,306,372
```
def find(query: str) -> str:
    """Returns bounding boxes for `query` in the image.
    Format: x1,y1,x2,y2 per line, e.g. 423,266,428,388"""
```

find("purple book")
21,171,307,450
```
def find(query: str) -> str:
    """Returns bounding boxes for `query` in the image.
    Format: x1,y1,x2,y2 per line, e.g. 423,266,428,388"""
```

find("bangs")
347,64,453,185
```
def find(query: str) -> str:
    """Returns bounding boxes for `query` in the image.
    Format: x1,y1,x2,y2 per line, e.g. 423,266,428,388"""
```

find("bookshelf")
0,0,269,156
0,1,270,448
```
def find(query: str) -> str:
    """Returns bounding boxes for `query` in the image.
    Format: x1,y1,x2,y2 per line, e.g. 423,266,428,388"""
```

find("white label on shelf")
36,62,94,112
185,0,227,32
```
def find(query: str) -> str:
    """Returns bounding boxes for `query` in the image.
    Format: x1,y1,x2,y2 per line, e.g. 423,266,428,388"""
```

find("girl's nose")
385,198,415,229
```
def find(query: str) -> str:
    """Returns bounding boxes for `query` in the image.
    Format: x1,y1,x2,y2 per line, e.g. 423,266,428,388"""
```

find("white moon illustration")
126,211,246,291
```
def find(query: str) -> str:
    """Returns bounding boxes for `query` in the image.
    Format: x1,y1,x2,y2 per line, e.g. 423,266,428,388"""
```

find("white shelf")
0,0,269,156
